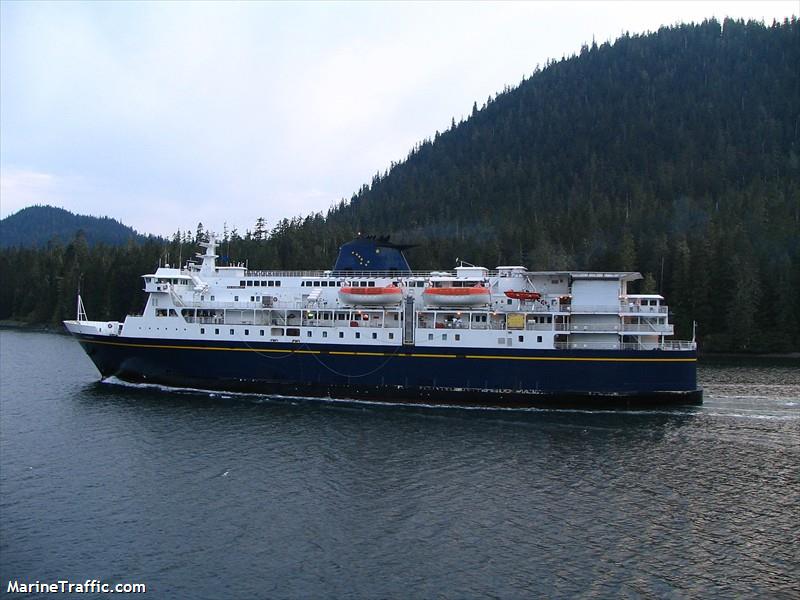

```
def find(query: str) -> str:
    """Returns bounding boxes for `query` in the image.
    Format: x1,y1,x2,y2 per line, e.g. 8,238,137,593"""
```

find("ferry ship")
64,236,702,408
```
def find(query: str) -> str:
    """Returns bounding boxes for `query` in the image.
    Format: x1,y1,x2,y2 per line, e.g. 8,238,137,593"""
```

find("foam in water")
96,376,800,420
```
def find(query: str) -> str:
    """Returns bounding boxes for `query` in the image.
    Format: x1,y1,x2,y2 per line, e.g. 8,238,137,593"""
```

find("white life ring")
107,323,113,329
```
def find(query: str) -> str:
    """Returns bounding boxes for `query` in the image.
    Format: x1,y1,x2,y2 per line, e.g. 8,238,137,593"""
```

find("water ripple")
1,331,798,598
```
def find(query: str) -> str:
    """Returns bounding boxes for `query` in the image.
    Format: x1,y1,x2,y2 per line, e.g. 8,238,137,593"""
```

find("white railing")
568,304,622,313
524,303,560,313
419,323,499,331
659,340,697,350
272,301,306,309
565,304,669,314
551,323,673,333
245,269,447,279
621,304,668,314
554,341,695,351
565,323,621,331
180,301,264,309
621,323,674,333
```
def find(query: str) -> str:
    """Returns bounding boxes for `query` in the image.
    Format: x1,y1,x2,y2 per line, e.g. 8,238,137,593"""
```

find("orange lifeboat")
423,285,491,307
338,286,403,306
504,290,542,301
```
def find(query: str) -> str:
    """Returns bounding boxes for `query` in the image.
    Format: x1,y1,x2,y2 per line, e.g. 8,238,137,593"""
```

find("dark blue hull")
74,334,702,409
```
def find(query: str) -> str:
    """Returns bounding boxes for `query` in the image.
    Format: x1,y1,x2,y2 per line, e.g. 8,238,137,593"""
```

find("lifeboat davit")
338,286,403,306
423,285,491,307
504,290,542,301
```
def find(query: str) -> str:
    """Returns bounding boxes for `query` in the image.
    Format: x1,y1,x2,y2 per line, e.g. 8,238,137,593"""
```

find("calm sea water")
1,330,798,599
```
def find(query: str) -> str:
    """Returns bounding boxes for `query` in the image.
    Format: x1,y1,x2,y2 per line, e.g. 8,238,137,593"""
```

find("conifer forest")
1,18,798,352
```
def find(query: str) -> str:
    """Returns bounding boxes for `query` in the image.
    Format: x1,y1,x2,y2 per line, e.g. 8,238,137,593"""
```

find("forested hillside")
1,18,798,352
0,205,146,248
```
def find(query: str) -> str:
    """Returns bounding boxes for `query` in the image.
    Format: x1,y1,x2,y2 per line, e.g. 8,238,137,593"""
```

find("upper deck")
118,235,696,352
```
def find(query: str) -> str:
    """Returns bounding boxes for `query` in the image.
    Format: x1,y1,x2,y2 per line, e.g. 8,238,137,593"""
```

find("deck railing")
620,304,668,314
566,304,669,314
244,269,453,279
556,323,674,333
554,341,695,351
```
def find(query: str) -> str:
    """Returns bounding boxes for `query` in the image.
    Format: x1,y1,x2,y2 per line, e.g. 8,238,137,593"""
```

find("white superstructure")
66,235,693,352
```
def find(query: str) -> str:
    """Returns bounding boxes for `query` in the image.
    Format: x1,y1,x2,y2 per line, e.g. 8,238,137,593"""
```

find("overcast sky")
1,1,795,237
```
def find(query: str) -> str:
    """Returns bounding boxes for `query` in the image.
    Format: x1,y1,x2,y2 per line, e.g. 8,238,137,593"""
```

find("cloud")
0,169,63,217
1,1,797,236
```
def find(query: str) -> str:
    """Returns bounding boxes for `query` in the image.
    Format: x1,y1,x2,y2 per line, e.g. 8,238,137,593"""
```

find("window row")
198,327,395,341
240,280,282,287
301,280,347,287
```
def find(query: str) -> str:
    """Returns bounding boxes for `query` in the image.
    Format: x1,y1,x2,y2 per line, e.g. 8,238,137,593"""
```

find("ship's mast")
197,234,219,277
76,294,87,322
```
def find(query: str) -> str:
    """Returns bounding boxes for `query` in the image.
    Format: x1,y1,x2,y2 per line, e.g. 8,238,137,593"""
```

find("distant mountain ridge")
256,17,800,351
0,18,798,353
0,205,147,248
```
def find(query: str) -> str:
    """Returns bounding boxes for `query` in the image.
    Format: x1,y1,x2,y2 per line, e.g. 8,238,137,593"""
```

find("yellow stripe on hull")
81,337,696,363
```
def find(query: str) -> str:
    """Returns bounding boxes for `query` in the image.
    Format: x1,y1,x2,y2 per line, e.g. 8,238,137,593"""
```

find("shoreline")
0,320,70,335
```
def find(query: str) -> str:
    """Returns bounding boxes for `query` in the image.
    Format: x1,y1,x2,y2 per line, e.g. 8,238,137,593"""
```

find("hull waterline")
74,333,702,409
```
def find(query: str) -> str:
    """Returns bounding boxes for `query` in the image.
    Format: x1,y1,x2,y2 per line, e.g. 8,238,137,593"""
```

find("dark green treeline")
1,18,798,352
